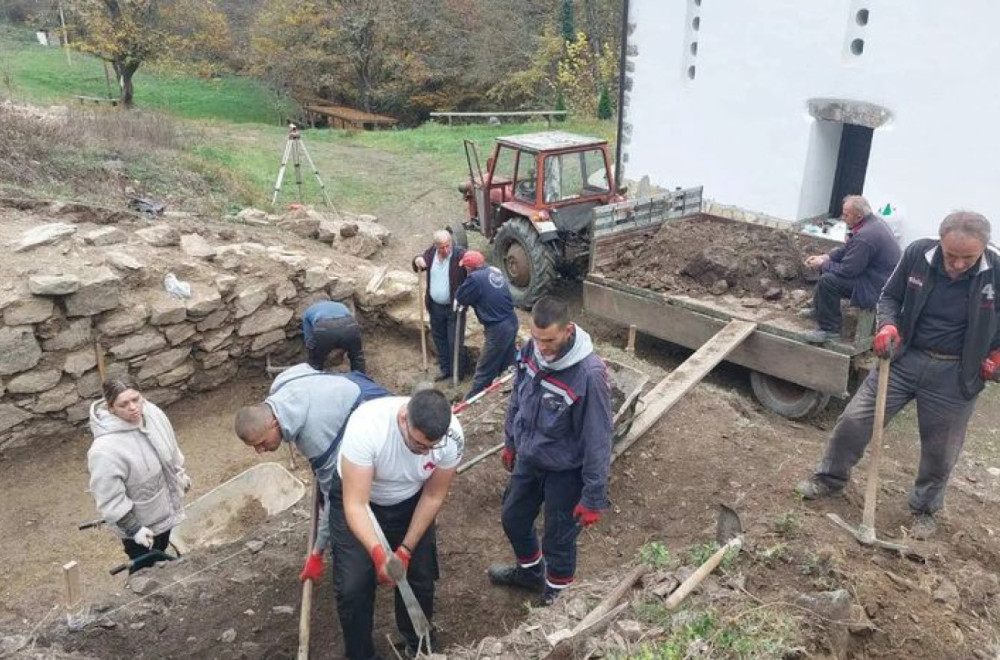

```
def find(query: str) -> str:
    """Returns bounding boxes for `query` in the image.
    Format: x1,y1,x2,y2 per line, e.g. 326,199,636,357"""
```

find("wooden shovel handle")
297,483,321,659
861,358,891,534
665,537,742,609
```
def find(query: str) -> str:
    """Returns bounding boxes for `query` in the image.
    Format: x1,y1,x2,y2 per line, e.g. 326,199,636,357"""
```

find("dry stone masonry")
0,200,413,449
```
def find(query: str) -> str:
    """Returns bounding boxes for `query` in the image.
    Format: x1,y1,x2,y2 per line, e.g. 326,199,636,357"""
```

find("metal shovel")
366,506,433,655
665,504,743,609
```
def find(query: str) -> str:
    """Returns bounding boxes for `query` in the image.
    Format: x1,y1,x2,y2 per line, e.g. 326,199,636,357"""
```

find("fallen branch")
542,602,629,660
457,442,504,475
543,563,648,656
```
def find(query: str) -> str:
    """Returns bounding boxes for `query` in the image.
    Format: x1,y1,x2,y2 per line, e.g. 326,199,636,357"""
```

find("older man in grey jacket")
235,364,389,583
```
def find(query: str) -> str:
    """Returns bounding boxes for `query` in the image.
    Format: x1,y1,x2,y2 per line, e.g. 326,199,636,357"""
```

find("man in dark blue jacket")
797,211,1000,539
413,230,468,381
801,195,901,343
488,296,613,606
455,250,519,400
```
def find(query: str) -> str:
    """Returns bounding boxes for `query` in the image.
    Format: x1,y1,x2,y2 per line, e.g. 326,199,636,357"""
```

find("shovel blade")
716,504,743,545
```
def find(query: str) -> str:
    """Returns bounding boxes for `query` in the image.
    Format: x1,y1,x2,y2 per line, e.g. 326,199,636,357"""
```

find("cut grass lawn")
0,24,290,124
1,23,617,213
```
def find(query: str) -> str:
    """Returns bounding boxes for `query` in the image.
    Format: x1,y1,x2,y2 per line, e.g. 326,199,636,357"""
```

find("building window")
694,0,702,5
690,41,698,56
850,38,864,56
687,65,696,80
692,16,700,31
856,9,869,26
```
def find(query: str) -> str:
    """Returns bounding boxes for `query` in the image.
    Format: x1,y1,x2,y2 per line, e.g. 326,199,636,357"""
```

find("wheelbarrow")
170,462,306,554
606,359,649,443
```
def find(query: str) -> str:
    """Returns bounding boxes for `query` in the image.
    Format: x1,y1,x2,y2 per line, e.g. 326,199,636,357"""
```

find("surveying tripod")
271,124,334,209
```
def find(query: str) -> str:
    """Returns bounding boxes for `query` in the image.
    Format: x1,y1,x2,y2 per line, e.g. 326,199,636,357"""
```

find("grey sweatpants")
815,349,979,514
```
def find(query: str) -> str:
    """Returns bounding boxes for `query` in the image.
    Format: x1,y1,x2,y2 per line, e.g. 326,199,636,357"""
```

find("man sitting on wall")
801,195,902,344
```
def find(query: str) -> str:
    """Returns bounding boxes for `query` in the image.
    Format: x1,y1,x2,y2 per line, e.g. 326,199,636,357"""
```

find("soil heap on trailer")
454,131,622,306
583,189,879,419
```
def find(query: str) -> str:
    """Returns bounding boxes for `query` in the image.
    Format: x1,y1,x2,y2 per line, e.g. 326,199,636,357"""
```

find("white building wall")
622,0,1000,244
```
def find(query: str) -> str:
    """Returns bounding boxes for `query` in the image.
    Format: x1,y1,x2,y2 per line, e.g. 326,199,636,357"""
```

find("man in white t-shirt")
331,388,464,660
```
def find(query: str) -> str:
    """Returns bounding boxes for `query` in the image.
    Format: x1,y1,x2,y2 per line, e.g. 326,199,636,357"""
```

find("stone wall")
0,201,416,450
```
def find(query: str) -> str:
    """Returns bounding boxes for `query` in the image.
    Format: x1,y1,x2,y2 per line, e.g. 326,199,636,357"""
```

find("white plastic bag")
163,272,191,299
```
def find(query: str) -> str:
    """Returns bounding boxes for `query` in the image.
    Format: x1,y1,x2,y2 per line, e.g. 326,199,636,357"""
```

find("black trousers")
466,318,518,400
813,271,856,332
329,485,438,660
307,316,366,373
121,529,172,574
500,460,583,590
428,301,458,377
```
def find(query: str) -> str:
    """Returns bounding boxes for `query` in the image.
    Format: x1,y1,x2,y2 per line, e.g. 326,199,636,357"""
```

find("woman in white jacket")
87,378,190,572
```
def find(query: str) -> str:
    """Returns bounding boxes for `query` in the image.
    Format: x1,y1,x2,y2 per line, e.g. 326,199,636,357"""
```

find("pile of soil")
602,215,838,308
224,497,269,538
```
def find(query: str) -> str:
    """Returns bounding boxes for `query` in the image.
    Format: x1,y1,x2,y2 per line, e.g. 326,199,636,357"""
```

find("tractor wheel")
492,217,558,308
749,371,830,420
447,223,468,249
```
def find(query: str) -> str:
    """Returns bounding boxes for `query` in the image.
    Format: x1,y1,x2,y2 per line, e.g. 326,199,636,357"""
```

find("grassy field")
0,24,289,124
193,118,618,211
0,22,616,214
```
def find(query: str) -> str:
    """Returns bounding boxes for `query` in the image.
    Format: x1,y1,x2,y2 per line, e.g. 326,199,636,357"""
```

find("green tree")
554,89,566,121
596,83,612,119
560,0,575,43
66,0,231,107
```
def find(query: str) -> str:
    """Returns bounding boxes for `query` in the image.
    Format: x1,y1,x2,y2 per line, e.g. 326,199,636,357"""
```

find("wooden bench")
429,110,568,127
74,95,119,107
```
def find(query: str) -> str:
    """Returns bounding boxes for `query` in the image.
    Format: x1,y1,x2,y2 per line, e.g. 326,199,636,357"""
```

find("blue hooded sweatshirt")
503,326,613,510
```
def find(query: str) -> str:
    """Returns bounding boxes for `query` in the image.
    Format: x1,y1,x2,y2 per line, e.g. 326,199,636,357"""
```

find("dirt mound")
602,215,838,306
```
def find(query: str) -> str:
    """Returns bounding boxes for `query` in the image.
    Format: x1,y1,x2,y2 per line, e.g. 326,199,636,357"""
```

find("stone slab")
0,327,43,376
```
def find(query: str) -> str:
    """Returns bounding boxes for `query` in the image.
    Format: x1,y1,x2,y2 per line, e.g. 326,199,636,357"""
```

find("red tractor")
453,131,622,306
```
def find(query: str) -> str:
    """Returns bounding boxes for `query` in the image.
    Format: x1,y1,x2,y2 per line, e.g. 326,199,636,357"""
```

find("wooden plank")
63,560,81,608
429,110,567,118
612,319,756,462
583,280,852,396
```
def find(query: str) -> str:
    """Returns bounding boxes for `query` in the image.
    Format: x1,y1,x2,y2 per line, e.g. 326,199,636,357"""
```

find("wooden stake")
63,561,81,609
94,340,106,383
625,324,637,353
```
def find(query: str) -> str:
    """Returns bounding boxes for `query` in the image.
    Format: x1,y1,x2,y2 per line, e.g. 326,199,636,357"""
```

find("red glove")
299,551,324,583
369,544,393,585
394,545,412,575
573,504,602,528
981,349,1000,381
500,447,516,472
873,324,901,359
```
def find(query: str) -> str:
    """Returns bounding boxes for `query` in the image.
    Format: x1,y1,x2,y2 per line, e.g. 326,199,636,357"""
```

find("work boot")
487,564,545,593
908,514,937,540
434,371,451,382
802,328,839,344
535,585,561,608
794,476,844,500
797,308,816,320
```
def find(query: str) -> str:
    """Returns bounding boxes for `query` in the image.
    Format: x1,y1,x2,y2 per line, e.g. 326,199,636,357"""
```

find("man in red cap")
456,250,519,400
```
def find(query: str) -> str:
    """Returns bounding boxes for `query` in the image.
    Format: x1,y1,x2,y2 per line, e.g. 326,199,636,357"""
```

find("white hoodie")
87,399,188,538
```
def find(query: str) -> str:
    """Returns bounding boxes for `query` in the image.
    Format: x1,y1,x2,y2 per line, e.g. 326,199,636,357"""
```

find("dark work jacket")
877,238,1000,399
412,245,467,310
822,213,901,309
455,265,517,327
503,331,613,510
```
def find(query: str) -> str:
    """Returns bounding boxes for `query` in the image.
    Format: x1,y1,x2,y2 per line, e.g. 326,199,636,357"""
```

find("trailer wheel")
447,223,468,249
749,371,830,419
493,217,557,308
